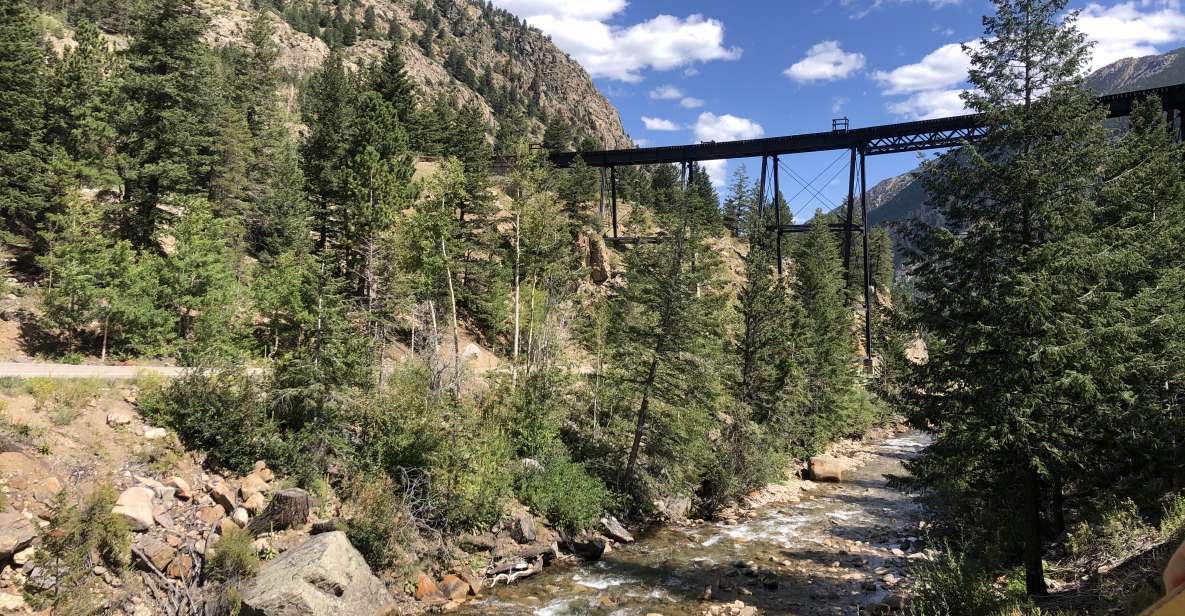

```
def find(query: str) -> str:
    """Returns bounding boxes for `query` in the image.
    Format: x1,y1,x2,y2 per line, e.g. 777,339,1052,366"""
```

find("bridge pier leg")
755,156,768,229
841,148,857,276
773,155,783,276
859,149,873,371
599,168,606,220
610,166,618,240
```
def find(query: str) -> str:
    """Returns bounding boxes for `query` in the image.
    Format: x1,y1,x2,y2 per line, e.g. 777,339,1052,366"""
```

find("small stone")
165,477,192,500
0,593,26,611
243,491,266,514
12,546,35,565
198,506,224,525
232,507,249,527
93,565,108,576
154,511,175,529
209,481,236,513
32,476,63,504
135,535,176,571
165,553,193,579
415,572,443,601
252,538,270,554
112,487,155,531
106,411,133,427
142,427,167,440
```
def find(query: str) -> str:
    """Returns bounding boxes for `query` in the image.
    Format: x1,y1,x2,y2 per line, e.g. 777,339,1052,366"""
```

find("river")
461,430,931,615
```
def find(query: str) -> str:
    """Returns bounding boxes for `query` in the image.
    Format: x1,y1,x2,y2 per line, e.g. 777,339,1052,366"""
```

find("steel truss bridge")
549,83,1185,366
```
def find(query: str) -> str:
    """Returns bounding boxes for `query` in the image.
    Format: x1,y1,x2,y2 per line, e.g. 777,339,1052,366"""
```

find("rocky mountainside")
857,49,1185,239
199,0,632,149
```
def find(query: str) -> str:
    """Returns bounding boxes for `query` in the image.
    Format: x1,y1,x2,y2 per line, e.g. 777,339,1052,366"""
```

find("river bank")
459,428,932,615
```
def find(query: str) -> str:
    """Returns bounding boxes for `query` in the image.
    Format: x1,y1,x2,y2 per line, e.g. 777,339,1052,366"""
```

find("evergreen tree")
120,0,221,247
722,165,751,237
0,0,51,253
900,0,1110,595
795,213,860,449
868,227,894,293
601,179,729,509
46,19,123,194
301,51,355,251
370,44,418,131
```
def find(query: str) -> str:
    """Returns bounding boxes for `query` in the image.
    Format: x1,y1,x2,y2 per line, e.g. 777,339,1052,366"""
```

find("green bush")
907,546,1029,616
342,472,417,573
516,455,609,534
434,421,515,531
139,367,281,475
206,527,260,581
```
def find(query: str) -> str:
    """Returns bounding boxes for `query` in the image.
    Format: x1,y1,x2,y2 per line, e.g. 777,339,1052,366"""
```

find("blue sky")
490,1,1185,218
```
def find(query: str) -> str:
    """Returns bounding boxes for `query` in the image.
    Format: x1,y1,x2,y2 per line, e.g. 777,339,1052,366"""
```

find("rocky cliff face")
199,0,632,149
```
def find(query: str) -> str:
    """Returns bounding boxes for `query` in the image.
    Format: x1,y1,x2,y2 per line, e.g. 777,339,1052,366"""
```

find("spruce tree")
901,0,1109,595
0,0,51,253
46,19,123,194
120,0,220,246
301,51,355,251
722,165,751,237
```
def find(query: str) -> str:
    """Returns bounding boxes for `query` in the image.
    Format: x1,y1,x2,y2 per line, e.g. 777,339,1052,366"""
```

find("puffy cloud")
693,112,765,143
694,113,765,187
491,1,741,82
872,42,972,94
649,85,683,100
784,41,866,83
1078,2,1185,69
680,96,705,108
642,116,682,131
886,89,969,120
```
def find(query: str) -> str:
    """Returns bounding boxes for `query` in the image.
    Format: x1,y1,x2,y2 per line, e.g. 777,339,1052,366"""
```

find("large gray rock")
240,531,392,616
112,486,155,531
600,515,634,543
0,511,37,562
654,495,692,522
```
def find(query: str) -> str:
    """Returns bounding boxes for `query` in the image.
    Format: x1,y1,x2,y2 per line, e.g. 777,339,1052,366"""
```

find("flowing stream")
461,430,931,615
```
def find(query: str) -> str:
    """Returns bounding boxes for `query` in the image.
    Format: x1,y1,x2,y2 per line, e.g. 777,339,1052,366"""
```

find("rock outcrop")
0,511,37,562
240,531,392,616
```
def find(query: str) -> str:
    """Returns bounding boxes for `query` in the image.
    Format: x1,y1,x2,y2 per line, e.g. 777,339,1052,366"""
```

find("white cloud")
683,67,700,77
1078,2,1185,70
872,42,973,94
680,96,705,108
491,1,742,82
693,112,765,187
642,116,682,131
784,41,867,83
886,89,969,119
832,96,850,114
649,85,683,100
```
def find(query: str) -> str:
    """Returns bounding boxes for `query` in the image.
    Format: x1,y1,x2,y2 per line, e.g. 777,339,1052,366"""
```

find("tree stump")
247,488,312,536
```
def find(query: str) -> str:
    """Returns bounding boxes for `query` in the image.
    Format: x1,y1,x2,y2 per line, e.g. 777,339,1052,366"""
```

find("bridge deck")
551,83,1185,167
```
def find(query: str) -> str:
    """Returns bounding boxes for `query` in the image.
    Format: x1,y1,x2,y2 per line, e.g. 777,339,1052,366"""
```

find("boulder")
240,473,270,500
439,574,469,602
565,532,610,561
112,487,155,531
232,507,250,528
0,593,26,612
135,535,176,571
209,481,236,513
415,572,443,601
654,495,692,522
166,476,192,500
600,515,634,543
12,546,34,566
31,476,63,504
507,512,535,544
240,531,392,616
808,455,844,482
143,427,168,440
244,492,266,514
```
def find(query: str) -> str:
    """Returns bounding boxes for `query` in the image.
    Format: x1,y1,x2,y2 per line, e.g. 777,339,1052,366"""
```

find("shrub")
907,546,1028,616
516,455,609,535
26,377,56,410
206,527,260,581
29,483,131,615
434,421,515,531
342,472,420,573
139,367,281,475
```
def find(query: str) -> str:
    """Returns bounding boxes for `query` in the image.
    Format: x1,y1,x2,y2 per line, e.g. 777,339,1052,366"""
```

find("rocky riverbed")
461,430,932,616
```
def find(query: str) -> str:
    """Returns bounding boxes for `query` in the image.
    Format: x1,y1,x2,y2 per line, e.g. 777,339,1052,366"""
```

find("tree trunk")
101,311,110,364
512,208,521,389
440,238,461,391
1022,465,1048,596
247,488,312,536
623,356,659,485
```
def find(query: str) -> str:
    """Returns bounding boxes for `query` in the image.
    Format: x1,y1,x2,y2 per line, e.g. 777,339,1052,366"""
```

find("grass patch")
206,527,260,581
